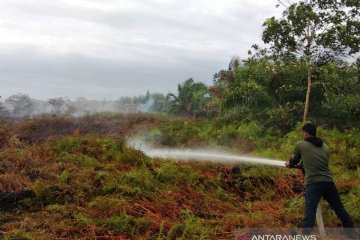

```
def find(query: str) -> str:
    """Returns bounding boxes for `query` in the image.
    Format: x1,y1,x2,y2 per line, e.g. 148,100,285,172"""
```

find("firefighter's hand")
285,161,290,168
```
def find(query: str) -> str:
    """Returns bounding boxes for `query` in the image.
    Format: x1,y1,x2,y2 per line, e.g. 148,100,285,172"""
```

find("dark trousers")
302,181,354,232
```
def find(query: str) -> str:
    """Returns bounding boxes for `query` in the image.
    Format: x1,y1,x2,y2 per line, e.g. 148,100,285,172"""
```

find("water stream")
130,139,286,167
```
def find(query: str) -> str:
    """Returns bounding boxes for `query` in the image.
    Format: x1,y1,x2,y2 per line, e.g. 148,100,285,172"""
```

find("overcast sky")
0,0,282,100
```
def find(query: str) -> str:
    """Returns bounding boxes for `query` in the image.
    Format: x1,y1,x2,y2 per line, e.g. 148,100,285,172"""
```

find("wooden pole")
316,202,326,237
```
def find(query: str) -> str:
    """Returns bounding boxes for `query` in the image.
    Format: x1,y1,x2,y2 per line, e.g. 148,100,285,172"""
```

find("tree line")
157,0,360,131
1,0,359,131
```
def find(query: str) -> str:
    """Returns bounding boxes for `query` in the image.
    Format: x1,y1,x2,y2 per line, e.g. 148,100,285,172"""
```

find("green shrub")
59,170,70,184
120,146,150,166
4,230,34,240
101,139,124,161
53,135,124,161
58,152,99,168
167,210,210,240
88,196,127,213
123,167,157,192
75,212,150,236
74,213,95,227
98,171,123,194
156,162,180,183
103,213,136,233
46,204,67,213
98,167,158,196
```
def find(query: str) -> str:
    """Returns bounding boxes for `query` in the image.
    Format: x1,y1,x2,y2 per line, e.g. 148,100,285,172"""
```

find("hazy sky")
0,0,282,100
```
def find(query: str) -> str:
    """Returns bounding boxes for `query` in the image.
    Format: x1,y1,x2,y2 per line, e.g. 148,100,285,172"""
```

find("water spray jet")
146,148,286,167
129,139,286,167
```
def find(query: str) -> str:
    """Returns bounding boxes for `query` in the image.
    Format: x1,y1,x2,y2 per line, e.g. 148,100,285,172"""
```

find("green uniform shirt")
290,139,334,185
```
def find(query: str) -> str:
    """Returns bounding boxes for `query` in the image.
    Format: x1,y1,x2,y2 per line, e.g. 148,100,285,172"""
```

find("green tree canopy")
167,78,210,116
262,0,360,121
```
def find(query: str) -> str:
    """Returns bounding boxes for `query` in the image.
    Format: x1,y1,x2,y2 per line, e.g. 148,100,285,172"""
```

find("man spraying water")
131,123,357,238
285,123,354,236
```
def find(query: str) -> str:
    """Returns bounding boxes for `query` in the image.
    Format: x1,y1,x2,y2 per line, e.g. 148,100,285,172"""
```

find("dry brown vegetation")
0,114,358,239
1,113,166,146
